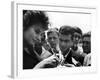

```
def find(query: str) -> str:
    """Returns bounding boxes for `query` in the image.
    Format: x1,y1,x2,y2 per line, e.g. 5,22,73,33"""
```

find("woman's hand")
34,55,59,68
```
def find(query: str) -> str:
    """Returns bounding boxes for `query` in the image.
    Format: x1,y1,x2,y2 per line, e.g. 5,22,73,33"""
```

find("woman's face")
23,24,45,46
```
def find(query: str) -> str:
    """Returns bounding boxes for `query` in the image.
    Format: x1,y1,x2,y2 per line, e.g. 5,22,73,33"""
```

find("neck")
62,48,71,56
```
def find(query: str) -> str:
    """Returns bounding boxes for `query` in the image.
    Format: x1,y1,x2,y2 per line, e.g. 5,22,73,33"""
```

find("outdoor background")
47,11,91,33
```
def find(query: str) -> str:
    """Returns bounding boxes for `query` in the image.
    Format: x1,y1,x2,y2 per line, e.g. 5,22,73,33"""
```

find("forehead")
59,34,72,40
74,32,81,36
48,32,58,37
31,24,45,32
83,37,91,42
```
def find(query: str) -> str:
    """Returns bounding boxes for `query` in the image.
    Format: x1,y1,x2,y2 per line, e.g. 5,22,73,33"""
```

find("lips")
60,47,66,52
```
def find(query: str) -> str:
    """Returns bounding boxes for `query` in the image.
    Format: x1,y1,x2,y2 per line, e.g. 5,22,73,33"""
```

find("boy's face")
47,32,59,48
59,34,73,53
82,36,91,53
23,24,45,46
73,32,82,44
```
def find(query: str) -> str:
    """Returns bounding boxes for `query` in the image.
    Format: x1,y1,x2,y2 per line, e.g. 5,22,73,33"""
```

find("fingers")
45,54,58,61
44,55,60,66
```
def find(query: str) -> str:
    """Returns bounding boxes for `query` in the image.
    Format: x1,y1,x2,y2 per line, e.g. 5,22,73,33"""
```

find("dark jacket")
23,45,42,69
63,49,74,64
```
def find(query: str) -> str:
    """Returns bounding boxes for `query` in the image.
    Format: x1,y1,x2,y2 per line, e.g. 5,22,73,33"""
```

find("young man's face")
82,36,91,53
73,32,82,44
59,34,73,53
23,24,45,46
47,32,59,49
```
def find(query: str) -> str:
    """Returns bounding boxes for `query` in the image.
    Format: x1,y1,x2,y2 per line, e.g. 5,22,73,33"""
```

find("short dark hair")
59,25,74,36
82,32,91,39
23,10,49,31
47,28,59,37
73,26,82,35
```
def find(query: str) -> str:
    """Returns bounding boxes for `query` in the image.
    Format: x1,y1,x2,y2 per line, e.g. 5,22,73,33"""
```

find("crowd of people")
23,10,91,69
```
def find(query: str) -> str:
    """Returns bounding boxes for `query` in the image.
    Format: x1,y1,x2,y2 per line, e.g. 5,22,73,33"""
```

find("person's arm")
34,55,59,69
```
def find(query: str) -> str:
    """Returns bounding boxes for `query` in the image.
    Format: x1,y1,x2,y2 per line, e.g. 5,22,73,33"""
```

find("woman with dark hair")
23,10,49,69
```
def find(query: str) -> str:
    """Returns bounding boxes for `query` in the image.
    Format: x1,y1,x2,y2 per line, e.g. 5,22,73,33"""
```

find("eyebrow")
59,38,69,41
35,29,41,33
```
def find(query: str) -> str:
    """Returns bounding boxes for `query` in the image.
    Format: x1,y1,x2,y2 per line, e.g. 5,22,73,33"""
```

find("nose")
38,35,41,40
37,35,41,41
75,37,79,41
83,43,87,47
60,41,65,47
51,38,54,42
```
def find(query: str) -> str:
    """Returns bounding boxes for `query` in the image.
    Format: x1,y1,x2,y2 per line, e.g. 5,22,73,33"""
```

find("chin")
60,48,66,52
84,50,90,53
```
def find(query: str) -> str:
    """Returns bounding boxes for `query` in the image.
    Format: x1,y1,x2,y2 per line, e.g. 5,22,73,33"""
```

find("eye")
53,37,57,40
48,37,52,40
35,29,41,34
59,39,63,42
74,35,81,39
65,40,69,43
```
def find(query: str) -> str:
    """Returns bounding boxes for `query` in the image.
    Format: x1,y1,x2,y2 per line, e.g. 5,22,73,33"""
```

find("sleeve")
40,47,52,60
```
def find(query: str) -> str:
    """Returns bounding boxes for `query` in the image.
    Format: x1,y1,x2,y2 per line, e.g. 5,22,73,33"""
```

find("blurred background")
47,11,91,33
